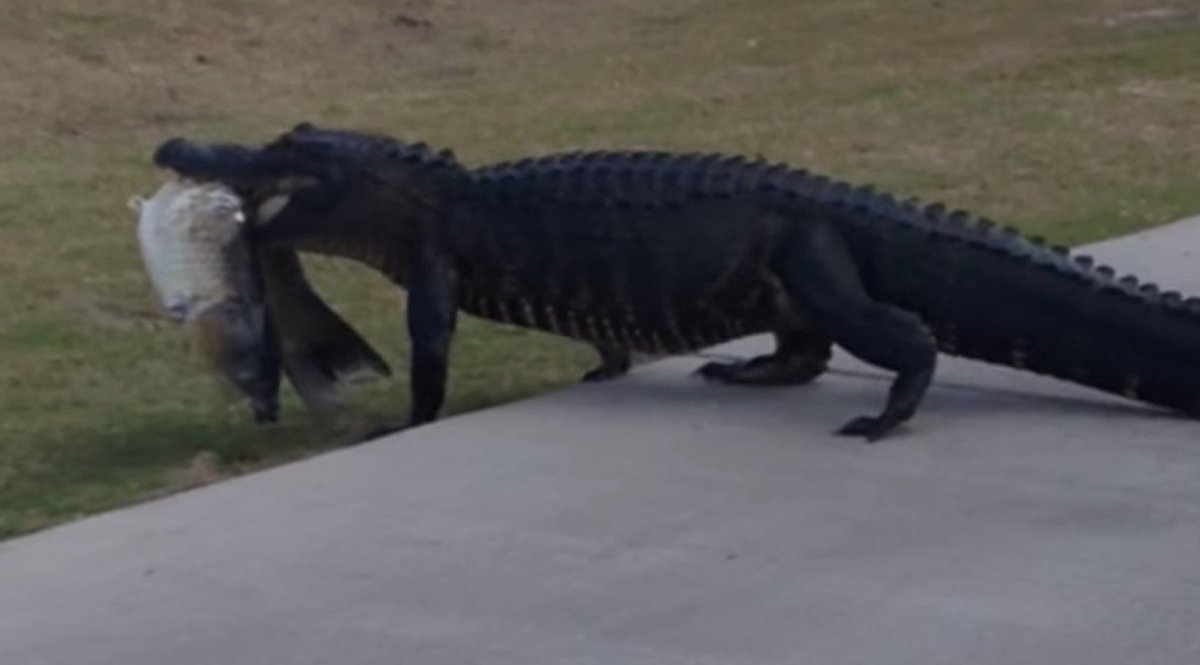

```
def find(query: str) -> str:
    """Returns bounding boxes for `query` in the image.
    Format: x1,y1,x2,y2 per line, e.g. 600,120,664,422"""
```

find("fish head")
186,298,281,423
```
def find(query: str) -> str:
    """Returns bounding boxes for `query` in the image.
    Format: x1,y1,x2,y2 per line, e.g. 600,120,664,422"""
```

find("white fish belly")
134,178,250,321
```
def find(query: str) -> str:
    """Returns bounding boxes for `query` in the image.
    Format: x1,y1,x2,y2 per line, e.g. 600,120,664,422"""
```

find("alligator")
153,123,1200,440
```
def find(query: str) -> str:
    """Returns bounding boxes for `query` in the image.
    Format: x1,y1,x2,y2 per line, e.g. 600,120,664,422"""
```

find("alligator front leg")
696,329,832,385
581,344,631,382
776,221,937,441
405,247,458,427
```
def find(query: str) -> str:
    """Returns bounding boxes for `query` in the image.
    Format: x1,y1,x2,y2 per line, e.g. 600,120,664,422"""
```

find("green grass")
2,0,1199,538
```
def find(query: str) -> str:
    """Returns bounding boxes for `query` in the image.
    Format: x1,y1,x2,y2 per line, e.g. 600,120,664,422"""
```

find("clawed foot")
695,355,826,386
694,359,746,382
837,415,901,442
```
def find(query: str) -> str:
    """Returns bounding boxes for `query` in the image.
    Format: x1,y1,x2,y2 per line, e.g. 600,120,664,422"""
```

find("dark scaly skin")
155,125,1200,440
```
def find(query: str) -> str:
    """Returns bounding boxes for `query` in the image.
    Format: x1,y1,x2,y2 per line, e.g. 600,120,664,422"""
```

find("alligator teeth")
256,195,291,225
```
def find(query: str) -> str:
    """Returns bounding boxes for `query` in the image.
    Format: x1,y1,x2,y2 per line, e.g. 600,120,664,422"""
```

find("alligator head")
156,123,456,218
153,123,465,275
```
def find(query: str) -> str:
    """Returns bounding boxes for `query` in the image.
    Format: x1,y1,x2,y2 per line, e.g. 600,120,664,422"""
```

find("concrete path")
4,221,1200,665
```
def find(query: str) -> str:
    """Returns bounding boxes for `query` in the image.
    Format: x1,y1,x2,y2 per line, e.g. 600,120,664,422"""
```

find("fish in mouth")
131,176,391,422
132,177,281,421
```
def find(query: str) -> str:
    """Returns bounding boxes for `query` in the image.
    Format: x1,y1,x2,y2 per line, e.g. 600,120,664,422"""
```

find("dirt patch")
169,450,226,489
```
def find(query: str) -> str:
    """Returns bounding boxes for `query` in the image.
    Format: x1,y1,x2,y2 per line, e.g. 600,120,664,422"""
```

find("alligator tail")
823,189,1200,416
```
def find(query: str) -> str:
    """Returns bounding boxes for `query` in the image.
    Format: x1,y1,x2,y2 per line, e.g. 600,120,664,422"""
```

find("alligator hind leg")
581,344,631,382
776,221,937,441
696,329,831,385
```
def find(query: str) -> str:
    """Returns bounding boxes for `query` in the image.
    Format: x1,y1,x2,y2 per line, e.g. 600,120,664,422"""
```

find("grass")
1,0,1199,538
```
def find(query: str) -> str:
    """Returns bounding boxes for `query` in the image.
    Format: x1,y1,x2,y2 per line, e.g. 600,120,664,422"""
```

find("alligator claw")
696,356,826,385
836,415,895,442
695,360,742,382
